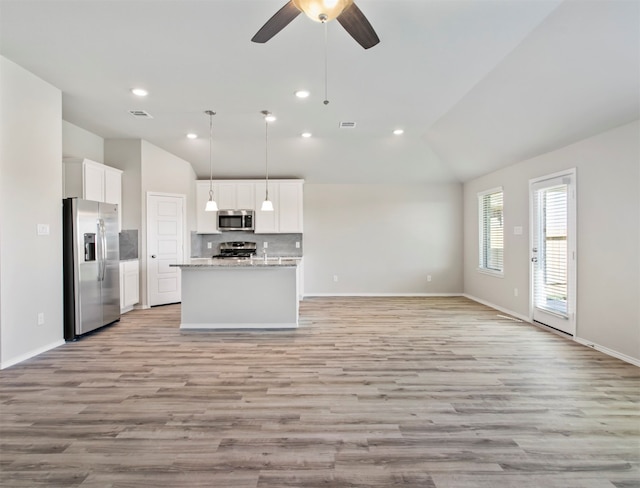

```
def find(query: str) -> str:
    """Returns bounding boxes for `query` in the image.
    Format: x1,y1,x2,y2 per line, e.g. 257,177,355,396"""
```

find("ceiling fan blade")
251,1,302,44
336,2,380,49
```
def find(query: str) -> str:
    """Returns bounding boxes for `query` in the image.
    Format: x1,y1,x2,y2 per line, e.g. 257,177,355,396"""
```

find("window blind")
478,189,504,272
533,184,568,316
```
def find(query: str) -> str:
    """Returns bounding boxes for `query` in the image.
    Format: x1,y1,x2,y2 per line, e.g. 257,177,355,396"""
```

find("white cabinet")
255,180,304,234
120,260,139,313
196,180,220,234
254,181,279,233
64,158,123,230
195,179,303,234
278,181,304,233
218,182,255,210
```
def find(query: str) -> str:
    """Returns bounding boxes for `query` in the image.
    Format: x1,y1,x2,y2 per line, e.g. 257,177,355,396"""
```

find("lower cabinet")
120,260,140,313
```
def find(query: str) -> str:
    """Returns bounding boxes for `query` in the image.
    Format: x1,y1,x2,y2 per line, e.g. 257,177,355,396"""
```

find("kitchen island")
171,258,300,330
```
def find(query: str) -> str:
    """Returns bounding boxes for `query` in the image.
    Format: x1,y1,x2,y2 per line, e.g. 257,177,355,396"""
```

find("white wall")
304,184,463,295
62,120,104,163
463,120,640,363
140,141,196,307
0,56,64,368
105,139,142,231
106,139,197,308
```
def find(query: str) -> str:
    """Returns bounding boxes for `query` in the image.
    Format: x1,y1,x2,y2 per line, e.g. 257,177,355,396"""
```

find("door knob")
531,257,538,263
151,254,157,258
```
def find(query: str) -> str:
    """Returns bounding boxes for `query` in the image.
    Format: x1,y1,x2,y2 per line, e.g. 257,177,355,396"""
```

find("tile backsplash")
192,232,303,258
119,229,139,260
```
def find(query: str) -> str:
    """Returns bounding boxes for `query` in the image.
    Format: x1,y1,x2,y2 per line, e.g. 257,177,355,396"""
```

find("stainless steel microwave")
217,210,254,231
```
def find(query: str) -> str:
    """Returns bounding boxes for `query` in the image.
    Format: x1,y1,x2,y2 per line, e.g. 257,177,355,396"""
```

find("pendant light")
260,110,275,212
204,110,218,212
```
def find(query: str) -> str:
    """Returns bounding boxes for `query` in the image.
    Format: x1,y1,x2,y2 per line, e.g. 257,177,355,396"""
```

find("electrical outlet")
427,275,432,282
207,242,212,249
514,288,519,297
37,312,45,326
333,275,339,282
295,241,300,249
263,242,268,249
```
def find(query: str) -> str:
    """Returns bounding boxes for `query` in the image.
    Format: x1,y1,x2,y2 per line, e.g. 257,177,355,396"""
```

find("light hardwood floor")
1,297,638,487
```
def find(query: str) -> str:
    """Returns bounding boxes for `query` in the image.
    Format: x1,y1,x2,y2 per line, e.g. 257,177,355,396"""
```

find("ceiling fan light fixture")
293,0,353,22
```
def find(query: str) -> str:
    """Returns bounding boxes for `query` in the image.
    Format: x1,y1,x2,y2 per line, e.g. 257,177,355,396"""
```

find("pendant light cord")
323,20,329,105
205,110,215,199
264,118,269,200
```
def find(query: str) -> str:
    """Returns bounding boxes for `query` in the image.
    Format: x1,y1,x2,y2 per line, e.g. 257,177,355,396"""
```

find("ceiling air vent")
339,121,356,129
128,110,153,119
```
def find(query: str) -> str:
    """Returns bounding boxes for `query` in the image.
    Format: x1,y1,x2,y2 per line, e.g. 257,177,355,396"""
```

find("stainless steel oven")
217,210,254,231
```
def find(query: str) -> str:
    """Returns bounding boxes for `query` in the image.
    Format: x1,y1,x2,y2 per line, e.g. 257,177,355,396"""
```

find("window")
478,187,504,274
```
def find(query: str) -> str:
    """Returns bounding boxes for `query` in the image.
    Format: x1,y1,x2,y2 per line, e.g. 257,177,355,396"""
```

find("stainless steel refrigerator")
63,198,120,341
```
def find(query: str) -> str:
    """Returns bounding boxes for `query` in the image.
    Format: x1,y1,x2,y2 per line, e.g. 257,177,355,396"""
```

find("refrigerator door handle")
98,219,107,281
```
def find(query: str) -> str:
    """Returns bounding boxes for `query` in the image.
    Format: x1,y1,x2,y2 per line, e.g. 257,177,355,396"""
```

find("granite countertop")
171,257,301,268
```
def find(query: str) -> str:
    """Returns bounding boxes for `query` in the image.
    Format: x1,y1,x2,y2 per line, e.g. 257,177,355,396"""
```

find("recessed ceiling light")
295,90,310,99
131,88,148,97
393,129,404,135
301,132,312,138
186,133,198,139
265,114,277,123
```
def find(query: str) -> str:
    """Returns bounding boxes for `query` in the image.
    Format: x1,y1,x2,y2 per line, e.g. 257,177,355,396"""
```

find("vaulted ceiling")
1,0,638,184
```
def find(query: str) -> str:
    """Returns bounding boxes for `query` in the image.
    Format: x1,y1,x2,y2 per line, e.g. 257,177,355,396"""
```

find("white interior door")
530,170,576,335
147,193,184,307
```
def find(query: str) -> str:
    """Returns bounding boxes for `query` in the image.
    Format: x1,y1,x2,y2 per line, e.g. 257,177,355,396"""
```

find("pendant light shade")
204,110,218,212
261,110,274,212
205,199,219,212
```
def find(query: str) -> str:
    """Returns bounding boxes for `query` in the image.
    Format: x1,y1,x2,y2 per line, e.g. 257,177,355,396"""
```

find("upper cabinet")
196,180,220,234
63,158,123,230
254,181,279,233
195,179,303,234
277,181,304,233
218,182,256,210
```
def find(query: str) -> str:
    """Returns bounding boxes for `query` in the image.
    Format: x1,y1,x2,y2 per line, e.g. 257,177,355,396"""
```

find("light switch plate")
37,224,50,235
513,226,523,235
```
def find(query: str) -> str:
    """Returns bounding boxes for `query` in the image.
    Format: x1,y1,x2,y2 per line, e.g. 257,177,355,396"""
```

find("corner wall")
0,56,64,368
62,120,104,163
463,120,640,363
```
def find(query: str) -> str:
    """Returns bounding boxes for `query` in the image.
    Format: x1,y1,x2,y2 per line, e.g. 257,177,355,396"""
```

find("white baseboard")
464,294,639,367
462,294,531,322
1,339,65,370
574,337,640,367
304,292,463,298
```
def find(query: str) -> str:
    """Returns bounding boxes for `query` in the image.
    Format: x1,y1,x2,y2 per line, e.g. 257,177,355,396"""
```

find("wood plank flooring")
1,297,638,487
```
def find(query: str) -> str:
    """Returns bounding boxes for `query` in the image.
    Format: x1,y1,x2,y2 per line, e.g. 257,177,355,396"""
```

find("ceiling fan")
251,0,380,49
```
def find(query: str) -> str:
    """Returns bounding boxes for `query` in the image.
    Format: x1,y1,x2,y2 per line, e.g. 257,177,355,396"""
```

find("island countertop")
174,258,300,329
171,257,300,268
